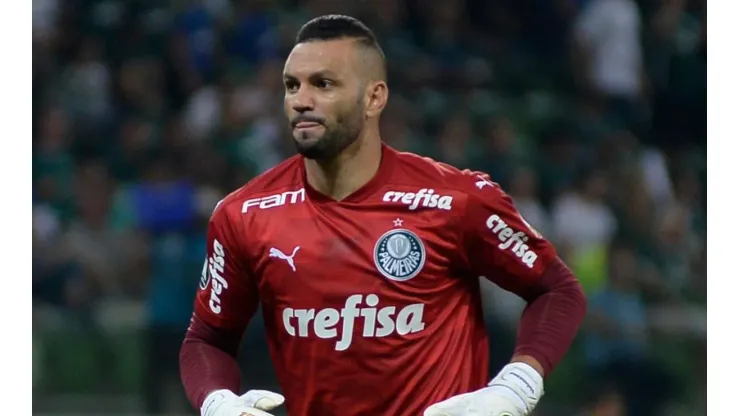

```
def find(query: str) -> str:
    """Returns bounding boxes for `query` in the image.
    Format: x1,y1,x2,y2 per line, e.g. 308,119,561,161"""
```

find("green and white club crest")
373,228,426,281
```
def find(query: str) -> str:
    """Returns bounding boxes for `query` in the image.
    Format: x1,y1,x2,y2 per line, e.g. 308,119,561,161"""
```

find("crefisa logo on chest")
373,228,426,281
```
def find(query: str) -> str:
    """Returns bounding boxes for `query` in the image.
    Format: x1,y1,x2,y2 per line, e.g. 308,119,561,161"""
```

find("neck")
304,133,382,201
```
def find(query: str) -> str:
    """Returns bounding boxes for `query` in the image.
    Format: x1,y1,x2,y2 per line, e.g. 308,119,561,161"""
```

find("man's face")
283,39,367,160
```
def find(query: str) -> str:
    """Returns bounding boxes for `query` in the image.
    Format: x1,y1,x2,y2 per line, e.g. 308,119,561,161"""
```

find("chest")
244,201,462,308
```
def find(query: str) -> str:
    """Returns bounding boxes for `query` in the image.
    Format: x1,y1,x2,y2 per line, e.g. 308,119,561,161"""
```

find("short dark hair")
296,14,385,60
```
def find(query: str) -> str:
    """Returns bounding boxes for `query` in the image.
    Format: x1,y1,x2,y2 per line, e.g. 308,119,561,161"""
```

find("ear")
365,81,388,118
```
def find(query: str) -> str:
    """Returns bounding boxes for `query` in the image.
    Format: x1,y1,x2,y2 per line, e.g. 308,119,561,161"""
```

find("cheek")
339,97,364,118
321,95,363,125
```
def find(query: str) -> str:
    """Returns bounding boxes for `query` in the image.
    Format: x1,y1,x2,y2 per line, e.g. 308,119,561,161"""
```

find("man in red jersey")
180,14,587,416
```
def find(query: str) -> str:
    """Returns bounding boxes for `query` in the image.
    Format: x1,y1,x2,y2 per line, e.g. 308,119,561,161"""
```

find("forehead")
283,39,358,77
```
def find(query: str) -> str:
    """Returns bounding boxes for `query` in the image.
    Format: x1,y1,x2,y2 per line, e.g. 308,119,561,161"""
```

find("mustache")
291,115,325,128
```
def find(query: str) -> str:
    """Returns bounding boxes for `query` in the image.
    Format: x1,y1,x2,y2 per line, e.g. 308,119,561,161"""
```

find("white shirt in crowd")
575,0,643,97
552,191,618,253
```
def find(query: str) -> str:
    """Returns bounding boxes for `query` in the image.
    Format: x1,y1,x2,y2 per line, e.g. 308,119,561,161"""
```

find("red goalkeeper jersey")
193,144,557,416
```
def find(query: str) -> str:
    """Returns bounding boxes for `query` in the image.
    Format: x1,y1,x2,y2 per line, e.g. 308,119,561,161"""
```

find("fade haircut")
296,14,387,80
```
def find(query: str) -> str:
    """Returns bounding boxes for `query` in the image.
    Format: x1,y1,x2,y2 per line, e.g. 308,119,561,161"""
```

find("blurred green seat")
36,326,144,395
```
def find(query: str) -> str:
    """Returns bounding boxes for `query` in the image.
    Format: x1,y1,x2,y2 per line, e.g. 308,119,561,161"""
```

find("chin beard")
294,128,359,161
295,141,333,160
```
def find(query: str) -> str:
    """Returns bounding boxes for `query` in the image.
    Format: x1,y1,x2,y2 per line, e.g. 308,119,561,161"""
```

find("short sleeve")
193,202,260,330
458,174,558,297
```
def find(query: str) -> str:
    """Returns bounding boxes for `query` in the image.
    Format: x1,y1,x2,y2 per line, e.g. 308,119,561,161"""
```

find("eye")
317,79,333,89
284,80,299,93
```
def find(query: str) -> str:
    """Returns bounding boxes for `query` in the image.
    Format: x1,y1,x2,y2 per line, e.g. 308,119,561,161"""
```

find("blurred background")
32,0,706,415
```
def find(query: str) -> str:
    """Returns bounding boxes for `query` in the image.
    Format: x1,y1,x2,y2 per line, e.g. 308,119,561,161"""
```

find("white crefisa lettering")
485,214,539,268
282,294,426,351
208,239,229,314
382,189,453,211
242,188,306,213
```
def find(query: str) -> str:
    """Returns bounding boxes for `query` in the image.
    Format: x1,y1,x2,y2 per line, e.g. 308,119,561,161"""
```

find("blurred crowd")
32,0,706,415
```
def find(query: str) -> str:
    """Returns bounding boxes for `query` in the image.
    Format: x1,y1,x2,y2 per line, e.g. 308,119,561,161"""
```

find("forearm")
180,315,244,409
513,258,587,377
510,354,545,378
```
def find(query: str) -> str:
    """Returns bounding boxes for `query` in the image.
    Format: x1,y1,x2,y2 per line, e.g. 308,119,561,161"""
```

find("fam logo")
373,228,426,281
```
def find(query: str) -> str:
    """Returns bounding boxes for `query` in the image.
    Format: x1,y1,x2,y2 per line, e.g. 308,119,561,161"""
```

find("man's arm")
459,175,587,377
426,174,586,416
508,258,585,377
179,201,261,410
180,315,244,408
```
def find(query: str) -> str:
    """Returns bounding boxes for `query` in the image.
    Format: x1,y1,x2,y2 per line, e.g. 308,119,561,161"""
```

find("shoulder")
211,154,304,222
392,149,507,207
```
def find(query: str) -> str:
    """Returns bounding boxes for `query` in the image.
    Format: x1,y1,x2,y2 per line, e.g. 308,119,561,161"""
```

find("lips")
292,116,324,129
295,121,321,129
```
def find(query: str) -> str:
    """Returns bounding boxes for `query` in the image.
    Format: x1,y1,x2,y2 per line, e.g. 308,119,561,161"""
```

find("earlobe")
367,98,382,117
367,83,387,116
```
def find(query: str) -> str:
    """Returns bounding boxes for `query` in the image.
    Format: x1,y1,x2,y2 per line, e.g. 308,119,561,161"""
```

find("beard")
292,103,365,161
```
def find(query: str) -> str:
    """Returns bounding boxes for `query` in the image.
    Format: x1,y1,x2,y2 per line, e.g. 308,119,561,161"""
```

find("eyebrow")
283,69,340,80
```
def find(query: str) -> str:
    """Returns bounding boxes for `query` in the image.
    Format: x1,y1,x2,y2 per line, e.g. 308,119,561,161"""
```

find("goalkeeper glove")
424,362,544,416
201,389,285,416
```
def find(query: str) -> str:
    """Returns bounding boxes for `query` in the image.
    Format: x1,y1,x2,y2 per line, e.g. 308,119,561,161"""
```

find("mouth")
293,121,324,133
295,121,321,128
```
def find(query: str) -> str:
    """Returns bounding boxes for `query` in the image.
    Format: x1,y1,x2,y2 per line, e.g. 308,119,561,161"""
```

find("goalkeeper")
180,14,587,416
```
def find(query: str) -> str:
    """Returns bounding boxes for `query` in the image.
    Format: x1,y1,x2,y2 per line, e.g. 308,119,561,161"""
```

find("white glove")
424,363,544,416
201,389,285,416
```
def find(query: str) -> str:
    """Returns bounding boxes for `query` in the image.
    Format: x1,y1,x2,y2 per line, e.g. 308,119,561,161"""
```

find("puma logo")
269,246,300,272
475,175,494,189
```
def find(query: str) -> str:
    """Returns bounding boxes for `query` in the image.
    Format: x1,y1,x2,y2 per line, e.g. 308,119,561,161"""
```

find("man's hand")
424,363,543,416
201,389,285,416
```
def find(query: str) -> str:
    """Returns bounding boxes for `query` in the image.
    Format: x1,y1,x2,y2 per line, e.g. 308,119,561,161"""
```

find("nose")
290,86,314,113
